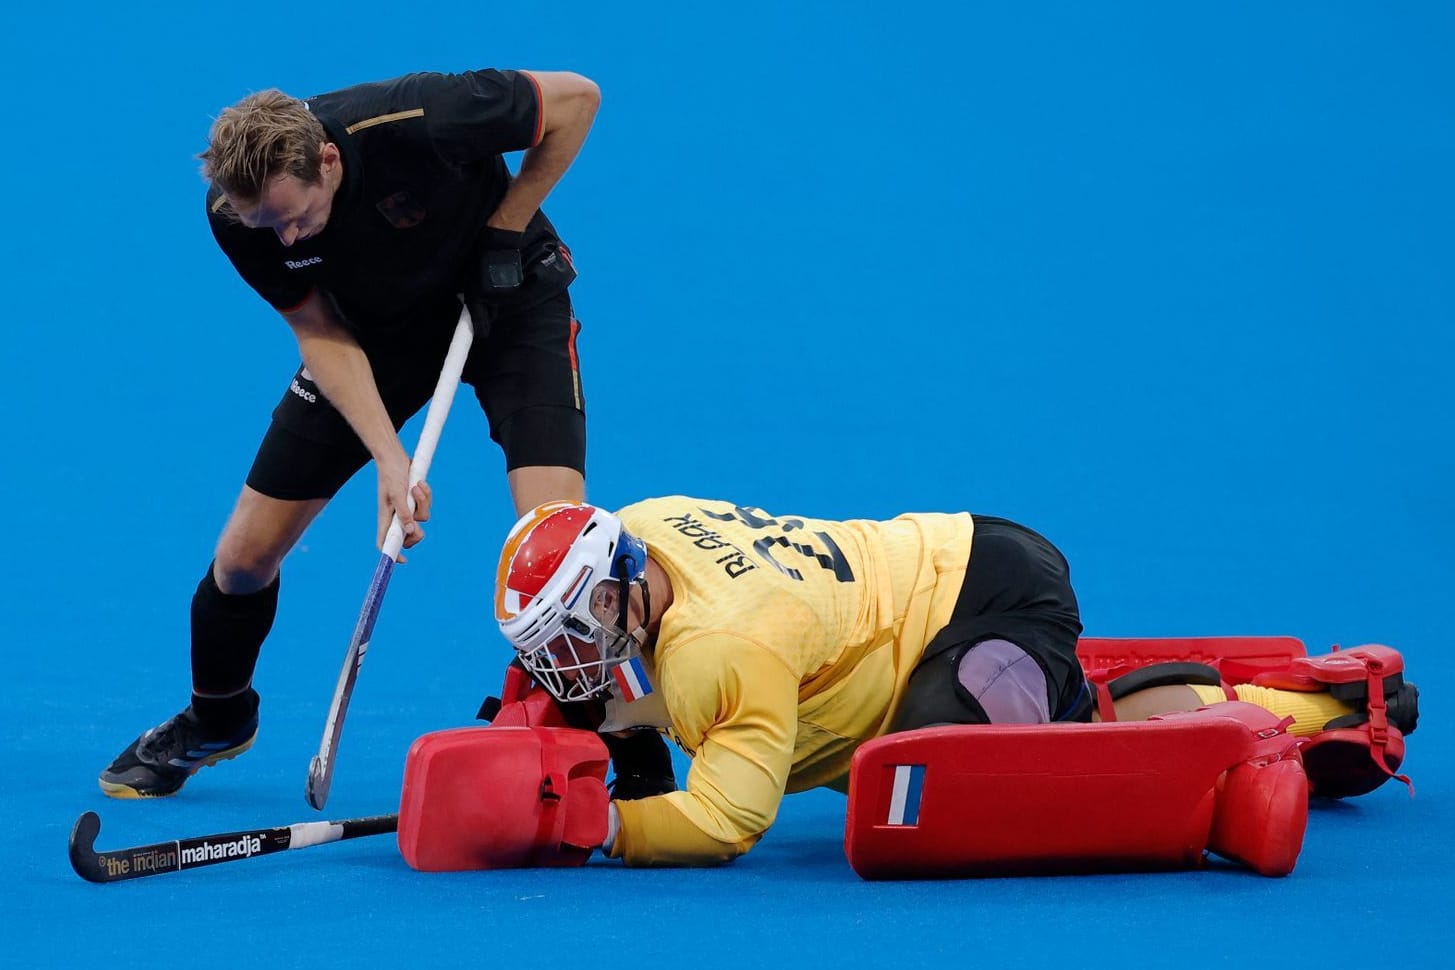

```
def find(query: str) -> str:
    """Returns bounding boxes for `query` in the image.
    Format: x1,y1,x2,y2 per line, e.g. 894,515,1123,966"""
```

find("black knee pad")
890,642,991,733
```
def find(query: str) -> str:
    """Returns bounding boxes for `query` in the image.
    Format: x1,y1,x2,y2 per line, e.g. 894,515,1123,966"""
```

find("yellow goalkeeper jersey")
607,496,974,866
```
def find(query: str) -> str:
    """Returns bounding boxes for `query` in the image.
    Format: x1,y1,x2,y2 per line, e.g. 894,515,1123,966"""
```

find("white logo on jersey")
285,256,323,269
289,379,317,404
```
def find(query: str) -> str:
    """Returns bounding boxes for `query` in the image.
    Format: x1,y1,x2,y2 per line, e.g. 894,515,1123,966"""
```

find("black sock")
192,688,261,737
190,563,277,733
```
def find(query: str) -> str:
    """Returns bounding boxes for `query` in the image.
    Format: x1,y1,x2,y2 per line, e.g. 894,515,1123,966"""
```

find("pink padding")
1076,636,1306,679
398,725,609,872
845,703,1307,879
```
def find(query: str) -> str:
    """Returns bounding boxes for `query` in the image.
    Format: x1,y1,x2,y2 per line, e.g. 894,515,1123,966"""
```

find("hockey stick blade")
306,551,395,810
69,810,398,883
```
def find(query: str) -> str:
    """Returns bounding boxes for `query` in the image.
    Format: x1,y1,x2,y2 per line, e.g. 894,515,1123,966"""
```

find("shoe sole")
97,733,258,799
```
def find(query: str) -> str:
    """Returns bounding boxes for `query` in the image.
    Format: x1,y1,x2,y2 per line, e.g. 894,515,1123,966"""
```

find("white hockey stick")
305,303,475,810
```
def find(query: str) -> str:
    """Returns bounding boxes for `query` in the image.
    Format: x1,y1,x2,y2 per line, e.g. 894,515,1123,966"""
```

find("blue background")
3,1,1451,966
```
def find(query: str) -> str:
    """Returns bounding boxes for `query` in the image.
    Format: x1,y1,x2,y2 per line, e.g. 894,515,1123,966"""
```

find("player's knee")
956,638,1053,724
211,539,284,594
893,638,1053,732
212,488,319,592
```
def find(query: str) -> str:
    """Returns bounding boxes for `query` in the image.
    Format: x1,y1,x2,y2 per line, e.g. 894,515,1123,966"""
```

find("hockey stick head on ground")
69,811,115,882
306,753,332,809
69,810,191,883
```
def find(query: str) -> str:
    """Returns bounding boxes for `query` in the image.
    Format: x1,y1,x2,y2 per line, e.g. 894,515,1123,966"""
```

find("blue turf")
4,2,1453,966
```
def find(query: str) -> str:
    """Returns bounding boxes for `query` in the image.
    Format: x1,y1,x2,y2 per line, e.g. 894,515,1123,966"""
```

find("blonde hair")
200,89,327,205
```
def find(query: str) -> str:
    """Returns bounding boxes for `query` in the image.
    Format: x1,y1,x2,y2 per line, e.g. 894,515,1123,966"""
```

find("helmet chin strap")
612,551,652,653
619,574,651,653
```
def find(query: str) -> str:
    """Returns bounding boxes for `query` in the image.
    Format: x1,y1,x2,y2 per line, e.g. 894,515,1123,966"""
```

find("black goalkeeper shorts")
891,515,1090,730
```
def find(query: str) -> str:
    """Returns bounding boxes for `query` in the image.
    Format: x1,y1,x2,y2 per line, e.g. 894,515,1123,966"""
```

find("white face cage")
512,578,638,702
496,503,648,703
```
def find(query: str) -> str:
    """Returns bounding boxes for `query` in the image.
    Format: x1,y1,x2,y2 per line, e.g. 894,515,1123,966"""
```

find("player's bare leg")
507,465,585,516
1098,684,1204,722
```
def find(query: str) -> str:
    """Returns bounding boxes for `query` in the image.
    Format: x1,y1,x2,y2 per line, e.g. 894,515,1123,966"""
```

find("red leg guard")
1299,727,1408,799
844,702,1307,879
1079,639,1418,798
1245,643,1404,690
1208,759,1308,877
485,664,575,729
397,725,609,871
1153,704,1308,877
1078,637,1301,722
1077,636,1307,680
1247,644,1415,798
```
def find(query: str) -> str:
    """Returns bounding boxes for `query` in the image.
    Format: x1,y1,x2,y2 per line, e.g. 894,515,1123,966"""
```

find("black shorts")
891,515,1089,729
245,290,585,501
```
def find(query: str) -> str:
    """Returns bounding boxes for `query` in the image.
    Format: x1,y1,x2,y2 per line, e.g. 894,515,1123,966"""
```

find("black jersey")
207,69,576,334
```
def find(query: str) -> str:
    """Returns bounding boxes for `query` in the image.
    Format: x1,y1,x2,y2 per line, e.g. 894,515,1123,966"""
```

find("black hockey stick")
68,810,398,883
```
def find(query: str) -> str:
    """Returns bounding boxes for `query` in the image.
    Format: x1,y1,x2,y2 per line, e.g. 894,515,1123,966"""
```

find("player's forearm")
608,791,762,867
607,756,781,865
488,71,600,231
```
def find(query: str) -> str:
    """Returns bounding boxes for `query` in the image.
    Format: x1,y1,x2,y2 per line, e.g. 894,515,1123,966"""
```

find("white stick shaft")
382,304,475,559
287,821,346,850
